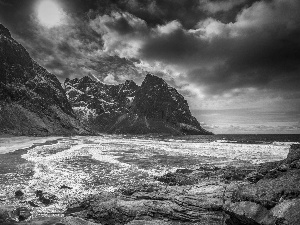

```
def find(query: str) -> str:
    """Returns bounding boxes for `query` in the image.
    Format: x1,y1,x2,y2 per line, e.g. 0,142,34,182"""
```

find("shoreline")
0,136,299,224
0,136,66,155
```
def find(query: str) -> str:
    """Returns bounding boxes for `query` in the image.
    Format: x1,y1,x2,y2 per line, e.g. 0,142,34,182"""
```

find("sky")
0,0,299,134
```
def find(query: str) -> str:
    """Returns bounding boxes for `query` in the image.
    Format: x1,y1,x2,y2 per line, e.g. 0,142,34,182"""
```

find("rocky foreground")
1,144,299,225
225,143,300,225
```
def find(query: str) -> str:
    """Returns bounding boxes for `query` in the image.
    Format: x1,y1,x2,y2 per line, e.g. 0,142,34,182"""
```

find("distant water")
169,134,300,144
122,133,300,144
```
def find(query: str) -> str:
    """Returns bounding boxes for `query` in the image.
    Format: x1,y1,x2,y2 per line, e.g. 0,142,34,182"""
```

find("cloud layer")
1,0,299,133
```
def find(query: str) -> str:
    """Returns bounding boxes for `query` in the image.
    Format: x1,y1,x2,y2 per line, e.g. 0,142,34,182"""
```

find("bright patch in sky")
36,0,65,28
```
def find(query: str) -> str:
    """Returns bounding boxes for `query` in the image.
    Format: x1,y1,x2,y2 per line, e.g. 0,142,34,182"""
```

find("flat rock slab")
224,201,276,225
271,199,300,225
233,170,300,209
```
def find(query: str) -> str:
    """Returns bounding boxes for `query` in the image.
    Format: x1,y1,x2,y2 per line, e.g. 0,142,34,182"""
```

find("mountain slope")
64,76,138,132
65,74,213,135
0,24,89,135
109,74,212,135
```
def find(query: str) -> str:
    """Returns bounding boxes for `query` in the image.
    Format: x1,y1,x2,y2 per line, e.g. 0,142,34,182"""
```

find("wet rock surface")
1,137,297,225
63,165,253,225
0,205,31,223
1,165,251,224
225,144,300,225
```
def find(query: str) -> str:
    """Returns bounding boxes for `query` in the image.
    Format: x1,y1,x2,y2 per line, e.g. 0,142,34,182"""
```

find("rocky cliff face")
0,24,89,136
64,76,138,132
65,74,212,135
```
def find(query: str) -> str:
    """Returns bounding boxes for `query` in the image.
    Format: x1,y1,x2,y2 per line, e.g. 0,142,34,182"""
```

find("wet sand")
0,136,64,154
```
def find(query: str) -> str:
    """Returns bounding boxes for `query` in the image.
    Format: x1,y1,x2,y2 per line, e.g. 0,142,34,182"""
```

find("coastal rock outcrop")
225,144,300,225
65,181,226,225
62,165,254,225
65,74,212,135
0,24,89,136
0,205,31,223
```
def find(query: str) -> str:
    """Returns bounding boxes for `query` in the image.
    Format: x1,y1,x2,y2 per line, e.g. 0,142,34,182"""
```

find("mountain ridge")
0,23,212,136
0,24,89,136
65,74,213,135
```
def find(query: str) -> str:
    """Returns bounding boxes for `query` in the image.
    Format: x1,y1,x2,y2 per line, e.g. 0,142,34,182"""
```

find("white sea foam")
91,136,290,164
1,135,298,217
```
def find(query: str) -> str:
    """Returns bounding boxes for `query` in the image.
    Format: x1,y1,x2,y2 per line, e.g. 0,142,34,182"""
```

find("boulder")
0,206,31,223
285,144,300,164
60,185,72,190
224,201,275,225
15,190,24,198
0,206,15,223
233,170,300,209
225,198,300,225
225,144,300,225
270,199,300,225
13,207,31,221
290,159,300,169
35,190,57,205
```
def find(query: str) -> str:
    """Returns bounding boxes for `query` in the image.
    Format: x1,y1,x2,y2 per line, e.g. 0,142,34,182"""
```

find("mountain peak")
143,74,167,87
79,76,95,84
64,73,212,135
0,24,11,38
0,25,89,135
123,80,139,89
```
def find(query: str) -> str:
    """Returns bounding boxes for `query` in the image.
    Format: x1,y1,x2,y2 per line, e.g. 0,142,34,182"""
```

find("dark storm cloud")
106,17,135,35
57,41,77,56
0,0,12,6
85,0,257,28
80,0,204,28
0,0,148,81
124,0,204,28
1,0,299,96
141,28,205,63
115,0,260,28
0,0,299,133
186,32,300,94
132,0,300,95
77,0,300,96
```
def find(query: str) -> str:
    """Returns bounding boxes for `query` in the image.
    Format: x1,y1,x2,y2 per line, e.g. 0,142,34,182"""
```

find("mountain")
0,24,89,135
65,74,213,135
64,76,138,132
0,24,211,136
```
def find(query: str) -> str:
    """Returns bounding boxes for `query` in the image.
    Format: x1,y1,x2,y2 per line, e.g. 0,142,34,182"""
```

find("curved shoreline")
0,136,65,155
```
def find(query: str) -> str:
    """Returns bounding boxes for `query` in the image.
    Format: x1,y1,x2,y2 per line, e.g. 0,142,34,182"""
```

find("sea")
0,134,299,216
